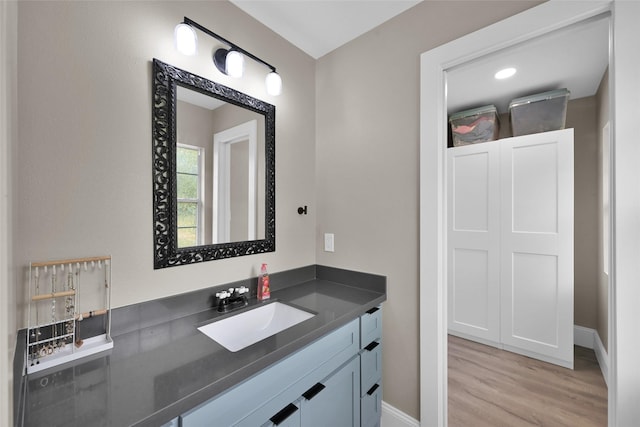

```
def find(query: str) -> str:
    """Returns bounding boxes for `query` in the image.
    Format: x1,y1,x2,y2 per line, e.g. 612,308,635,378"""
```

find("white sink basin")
198,302,315,352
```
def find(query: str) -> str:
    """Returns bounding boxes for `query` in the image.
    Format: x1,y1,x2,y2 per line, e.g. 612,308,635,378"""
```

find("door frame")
212,119,258,243
419,2,618,425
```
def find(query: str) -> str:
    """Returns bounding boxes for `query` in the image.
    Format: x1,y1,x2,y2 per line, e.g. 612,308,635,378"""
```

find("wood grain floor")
448,335,607,427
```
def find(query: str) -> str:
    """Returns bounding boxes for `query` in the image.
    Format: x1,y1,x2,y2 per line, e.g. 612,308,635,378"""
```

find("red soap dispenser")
257,263,270,301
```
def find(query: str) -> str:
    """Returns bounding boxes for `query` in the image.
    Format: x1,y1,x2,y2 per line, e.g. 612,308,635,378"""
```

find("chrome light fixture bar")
175,17,282,96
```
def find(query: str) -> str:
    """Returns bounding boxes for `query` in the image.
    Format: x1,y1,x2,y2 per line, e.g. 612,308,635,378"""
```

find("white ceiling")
230,0,421,59
228,1,609,115
447,16,609,114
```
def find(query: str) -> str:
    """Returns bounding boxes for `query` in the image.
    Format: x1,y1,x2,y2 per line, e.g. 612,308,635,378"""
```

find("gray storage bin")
509,88,570,136
449,105,500,147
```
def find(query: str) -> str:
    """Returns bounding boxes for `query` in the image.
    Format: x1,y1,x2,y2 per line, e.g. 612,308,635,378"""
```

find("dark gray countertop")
18,265,386,427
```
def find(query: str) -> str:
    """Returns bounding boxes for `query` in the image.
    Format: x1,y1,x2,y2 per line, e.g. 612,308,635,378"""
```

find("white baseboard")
381,401,420,427
574,325,609,386
574,325,595,348
593,330,609,387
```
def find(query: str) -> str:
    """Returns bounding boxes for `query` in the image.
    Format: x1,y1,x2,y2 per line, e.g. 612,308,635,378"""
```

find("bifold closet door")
447,141,501,344
500,129,574,368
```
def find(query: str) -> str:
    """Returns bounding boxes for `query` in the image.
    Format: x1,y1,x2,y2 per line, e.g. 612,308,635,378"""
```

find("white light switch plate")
324,233,334,252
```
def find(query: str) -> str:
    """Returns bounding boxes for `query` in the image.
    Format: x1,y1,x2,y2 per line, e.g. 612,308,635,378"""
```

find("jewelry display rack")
26,255,113,374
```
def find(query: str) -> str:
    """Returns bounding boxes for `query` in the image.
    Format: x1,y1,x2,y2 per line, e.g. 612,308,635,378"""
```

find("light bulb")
174,23,197,56
265,71,282,96
226,50,244,78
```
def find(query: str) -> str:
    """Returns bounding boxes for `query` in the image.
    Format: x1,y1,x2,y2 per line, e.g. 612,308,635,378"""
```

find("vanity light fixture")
174,23,197,56
175,17,282,96
494,67,517,80
214,48,244,78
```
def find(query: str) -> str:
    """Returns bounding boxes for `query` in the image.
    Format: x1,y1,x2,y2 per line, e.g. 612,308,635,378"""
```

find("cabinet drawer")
361,382,382,427
360,340,382,396
360,306,382,348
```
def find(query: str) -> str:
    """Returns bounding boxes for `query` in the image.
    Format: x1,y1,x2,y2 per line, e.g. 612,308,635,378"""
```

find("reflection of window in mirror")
176,143,204,247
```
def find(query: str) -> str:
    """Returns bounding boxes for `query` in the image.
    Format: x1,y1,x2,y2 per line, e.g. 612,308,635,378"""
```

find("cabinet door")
500,129,574,368
300,357,360,427
447,141,501,344
361,383,382,427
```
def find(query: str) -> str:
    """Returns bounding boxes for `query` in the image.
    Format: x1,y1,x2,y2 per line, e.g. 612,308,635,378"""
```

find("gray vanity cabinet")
180,306,383,427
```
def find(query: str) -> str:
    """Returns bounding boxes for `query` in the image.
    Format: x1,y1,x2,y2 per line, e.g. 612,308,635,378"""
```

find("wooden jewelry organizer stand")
26,255,113,374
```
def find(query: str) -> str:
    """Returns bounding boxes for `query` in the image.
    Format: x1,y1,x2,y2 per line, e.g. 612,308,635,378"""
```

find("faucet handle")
216,291,230,299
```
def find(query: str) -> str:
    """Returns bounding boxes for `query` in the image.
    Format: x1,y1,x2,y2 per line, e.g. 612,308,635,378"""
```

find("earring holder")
26,255,113,374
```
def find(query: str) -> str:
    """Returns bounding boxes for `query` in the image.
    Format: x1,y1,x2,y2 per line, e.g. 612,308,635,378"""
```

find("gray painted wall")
315,0,541,418
566,96,600,331
15,2,315,334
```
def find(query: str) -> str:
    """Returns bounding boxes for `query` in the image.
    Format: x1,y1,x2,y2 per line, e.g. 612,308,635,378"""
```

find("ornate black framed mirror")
152,58,275,268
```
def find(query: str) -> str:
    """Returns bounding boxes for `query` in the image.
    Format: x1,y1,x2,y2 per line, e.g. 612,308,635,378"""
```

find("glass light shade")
265,72,282,96
175,23,197,56
226,50,244,78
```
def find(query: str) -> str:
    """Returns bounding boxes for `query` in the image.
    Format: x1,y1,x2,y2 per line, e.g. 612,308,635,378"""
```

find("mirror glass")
152,59,275,268
176,86,266,246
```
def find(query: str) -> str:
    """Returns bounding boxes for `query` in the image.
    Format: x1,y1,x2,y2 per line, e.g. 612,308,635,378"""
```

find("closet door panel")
511,142,559,233
451,248,491,330
448,141,500,343
511,252,559,345
500,129,574,368
451,152,490,232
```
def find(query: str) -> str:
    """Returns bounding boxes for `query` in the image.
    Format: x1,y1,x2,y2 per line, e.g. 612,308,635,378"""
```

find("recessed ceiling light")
495,67,517,80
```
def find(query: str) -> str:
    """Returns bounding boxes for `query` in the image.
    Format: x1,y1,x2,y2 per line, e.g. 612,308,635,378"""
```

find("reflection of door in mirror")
176,144,204,247
213,120,257,243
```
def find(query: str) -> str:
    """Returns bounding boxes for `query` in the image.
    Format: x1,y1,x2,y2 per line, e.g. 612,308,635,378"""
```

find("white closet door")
447,141,501,344
500,129,574,368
